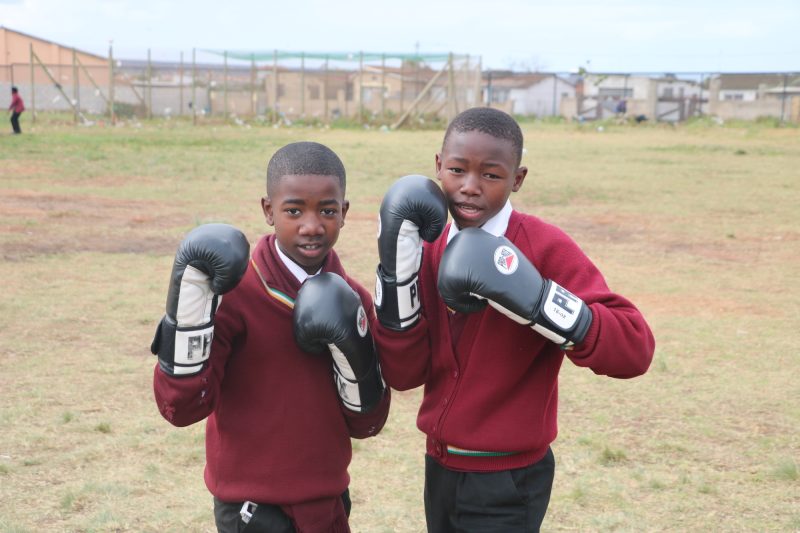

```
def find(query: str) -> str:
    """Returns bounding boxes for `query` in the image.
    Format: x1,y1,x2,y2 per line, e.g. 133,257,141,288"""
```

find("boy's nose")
299,217,324,235
459,173,481,196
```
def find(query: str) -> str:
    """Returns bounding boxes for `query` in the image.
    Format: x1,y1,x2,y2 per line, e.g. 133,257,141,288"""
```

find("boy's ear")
435,153,443,177
340,199,350,227
512,166,528,192
261,196,275,226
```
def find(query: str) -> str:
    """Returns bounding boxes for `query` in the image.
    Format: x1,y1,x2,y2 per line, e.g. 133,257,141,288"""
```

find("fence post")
109,44,115,124
324,55,329,123
179,51,184,117
381,53,386,120
475,56,482,108
400,59,405,114
73,48,79,124
447,52,456,122
359,50,364,123
223,50,228,119
192,48,197,125
29,43,35,124
552,73,558,117
250,53,256,117
300,52,305,117
272,49,278,124
147,49,152,119
780,73,788,123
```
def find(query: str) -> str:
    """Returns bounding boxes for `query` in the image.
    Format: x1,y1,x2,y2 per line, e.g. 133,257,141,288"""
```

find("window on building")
663,87,674,98
309,85,320,100
598,88,633,98
723,93,744,101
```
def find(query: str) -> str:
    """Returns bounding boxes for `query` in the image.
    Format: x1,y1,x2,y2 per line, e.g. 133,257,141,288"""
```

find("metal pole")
73,48,79,124
147,48,152,119
250,53,256,117
447,52,456,121
359,50,364,123
300,52,305,117
475,56,482,108
381,53,386,119
29,43,35,124
109,44,115,124
552,73,558,116
324,55,329,123
486,71,492,107
400,59,405,114
698,73,704,116
272,49,278,123
224,50,228,118
192,48,197,125
781,73,788,123
179,51,184,117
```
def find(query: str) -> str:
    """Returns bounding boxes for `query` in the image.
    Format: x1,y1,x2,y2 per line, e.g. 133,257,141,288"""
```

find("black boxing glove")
438,228,592,347
375,175,447,330
294,273,385,413
151,224,250,376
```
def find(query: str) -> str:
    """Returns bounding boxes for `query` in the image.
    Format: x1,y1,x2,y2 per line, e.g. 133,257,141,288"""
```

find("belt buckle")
240,501,258,524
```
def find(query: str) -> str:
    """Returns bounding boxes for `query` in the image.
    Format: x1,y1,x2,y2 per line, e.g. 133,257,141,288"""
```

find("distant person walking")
8,86,25,134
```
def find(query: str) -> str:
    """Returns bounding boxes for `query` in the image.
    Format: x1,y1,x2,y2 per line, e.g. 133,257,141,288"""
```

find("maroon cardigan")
374,210,654,472
153,234,390,509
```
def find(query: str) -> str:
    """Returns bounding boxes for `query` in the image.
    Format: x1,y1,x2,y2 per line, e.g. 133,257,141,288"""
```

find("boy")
8,86,25,134
372,108,655,532
151,141,390,532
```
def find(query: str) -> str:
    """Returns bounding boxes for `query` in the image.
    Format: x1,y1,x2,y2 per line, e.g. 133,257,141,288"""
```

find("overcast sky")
2,0,798,73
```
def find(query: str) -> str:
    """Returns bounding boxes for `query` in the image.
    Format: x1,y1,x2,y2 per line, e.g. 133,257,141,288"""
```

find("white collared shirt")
275,241,321,283
445,199,513,244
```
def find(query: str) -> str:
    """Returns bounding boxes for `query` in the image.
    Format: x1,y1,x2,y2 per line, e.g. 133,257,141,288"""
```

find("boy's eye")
448,167,464,174
285,208,301,216
484,173,502,180
321,208,337,216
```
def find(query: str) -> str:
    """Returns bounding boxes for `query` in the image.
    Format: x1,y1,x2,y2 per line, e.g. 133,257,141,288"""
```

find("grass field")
1,116,798,532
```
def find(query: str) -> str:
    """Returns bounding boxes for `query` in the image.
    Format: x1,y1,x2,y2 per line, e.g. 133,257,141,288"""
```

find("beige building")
1,26,107,85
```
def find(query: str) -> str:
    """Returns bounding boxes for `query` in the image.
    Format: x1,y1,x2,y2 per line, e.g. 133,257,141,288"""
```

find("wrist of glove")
329,343,386,413
486,279,593,348
151,313,216,376
374,265,421,331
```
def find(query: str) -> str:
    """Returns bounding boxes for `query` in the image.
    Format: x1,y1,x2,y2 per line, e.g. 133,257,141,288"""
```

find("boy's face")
436,130,527,229
261,174,349,274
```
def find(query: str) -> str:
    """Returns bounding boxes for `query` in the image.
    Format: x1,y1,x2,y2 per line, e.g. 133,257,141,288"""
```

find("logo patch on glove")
493,245,519,275
543,282,582,330
357,305,368,337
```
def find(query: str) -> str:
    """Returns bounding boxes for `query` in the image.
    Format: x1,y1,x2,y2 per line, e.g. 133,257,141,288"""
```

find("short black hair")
11,86,18,93
266,141,346,196
442,107,524,167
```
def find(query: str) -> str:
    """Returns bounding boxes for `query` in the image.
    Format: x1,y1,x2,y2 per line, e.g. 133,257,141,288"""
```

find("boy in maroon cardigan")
151,141,390,533
372,108,655,532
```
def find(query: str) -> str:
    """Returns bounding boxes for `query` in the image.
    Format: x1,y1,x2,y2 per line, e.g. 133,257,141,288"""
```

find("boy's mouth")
453,202,484,221
296,241,327,259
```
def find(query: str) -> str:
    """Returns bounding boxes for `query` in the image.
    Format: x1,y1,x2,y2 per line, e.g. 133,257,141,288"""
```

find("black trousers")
424,448,555,533
11,112,22,134
213,490,351,533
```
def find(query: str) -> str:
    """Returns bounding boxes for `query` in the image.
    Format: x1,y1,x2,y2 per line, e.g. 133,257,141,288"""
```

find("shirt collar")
275,241,321,283
446,199,513,244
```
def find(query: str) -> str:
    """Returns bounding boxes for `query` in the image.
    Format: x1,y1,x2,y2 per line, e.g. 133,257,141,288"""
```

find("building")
484,71,576,117
1,26,111,115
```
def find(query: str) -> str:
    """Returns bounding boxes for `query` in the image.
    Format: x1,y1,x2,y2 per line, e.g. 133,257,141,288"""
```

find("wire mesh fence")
2,48,798,126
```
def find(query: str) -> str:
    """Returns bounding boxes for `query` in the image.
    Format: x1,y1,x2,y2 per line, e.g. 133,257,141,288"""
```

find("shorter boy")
151,141,390,532
373,108,655,532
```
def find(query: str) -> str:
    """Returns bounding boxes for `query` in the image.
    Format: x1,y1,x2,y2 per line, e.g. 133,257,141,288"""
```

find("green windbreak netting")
202,50,464,63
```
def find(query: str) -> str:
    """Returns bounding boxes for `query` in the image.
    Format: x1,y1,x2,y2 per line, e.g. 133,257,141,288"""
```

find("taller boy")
373,108,655,532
